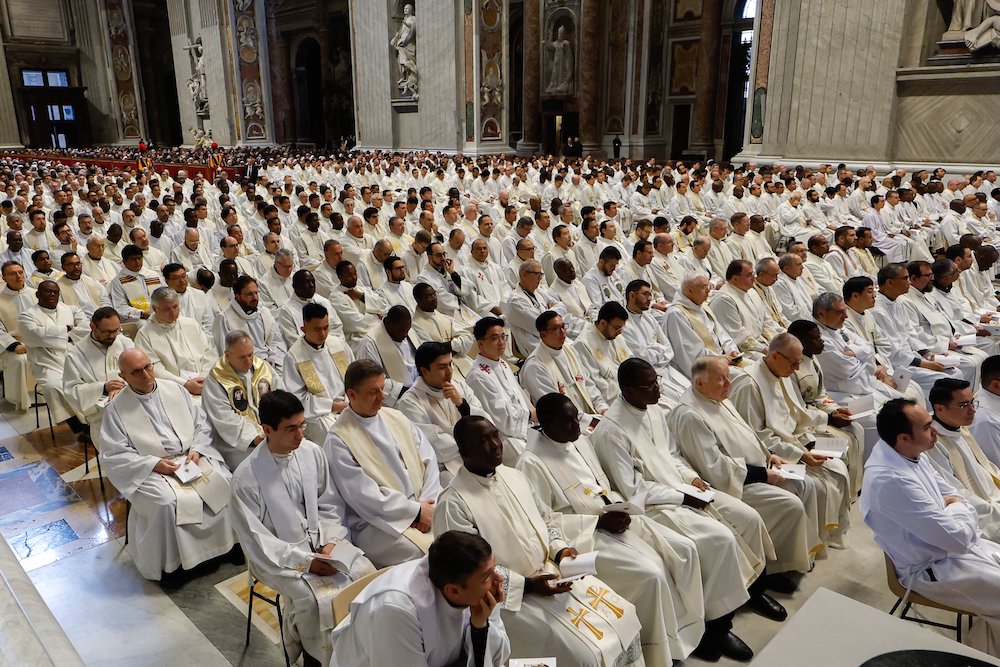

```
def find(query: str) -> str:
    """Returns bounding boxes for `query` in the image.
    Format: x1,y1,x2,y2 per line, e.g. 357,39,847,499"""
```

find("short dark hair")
786,318,818,340
427,530,493,590
162,262,185,280
415,341,453,371
876,398,919,448
597,301,628,324
344,359,386,391
726,259,752,280
258,390,305,429
474,316,505,340
233,274,257,294
535,309,561,333
91,306,120,325
59,251,79,267
983,355,1000,388
625,279,650,300
876,263,906,286
121,244,143,262
929,377,971,410
598,246,622,262
302,302,328,323
843,276,873,301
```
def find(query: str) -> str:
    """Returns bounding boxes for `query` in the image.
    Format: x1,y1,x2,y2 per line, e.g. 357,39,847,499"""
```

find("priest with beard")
100,348,236,583
281,303,352,445
213,274,287,373
574,302,635,404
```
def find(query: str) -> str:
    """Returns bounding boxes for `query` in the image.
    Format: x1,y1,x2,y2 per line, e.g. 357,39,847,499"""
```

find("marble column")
516,0,540,155
579,0,602,155
0,29,22,146
265,0,292,145
687,0,722,160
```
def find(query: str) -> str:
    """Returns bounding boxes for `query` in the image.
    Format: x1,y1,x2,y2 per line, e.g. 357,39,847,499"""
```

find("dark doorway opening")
723,0,756,159
294,38,324,146
133,0,182,146
543,111,578,155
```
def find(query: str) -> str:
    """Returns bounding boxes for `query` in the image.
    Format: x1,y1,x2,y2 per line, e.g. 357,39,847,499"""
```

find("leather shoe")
748,592,787,621
718,631,754,662
691,640,722,662
766,572,798,594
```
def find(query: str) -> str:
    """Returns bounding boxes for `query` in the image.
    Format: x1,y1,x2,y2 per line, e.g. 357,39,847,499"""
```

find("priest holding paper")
100,348,236,582
729,334,853,549
326,360,443,568
669,355,820,577
231,390,375,666
330,530,511,667
435,415,644,667
518,392,717,664
282,302,353,445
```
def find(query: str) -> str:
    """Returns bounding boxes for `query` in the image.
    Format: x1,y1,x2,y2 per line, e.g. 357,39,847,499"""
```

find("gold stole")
528,433,612,515
678,304,721,352
333,408,432,552
370,323,415,382
534,343,595,414
120,272,161,310
208,357,274,423
941,428,1000,500
294,337,349,396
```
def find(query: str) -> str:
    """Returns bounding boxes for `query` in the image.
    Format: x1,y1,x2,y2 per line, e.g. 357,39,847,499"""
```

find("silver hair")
754,256,778,273
691,354,730,381
680,271,708,291
768,332,802,354
518,259,542,276
224,329,253,350
274,248,294,261
777,253,798,270
150,286,179,307
812,291,844,318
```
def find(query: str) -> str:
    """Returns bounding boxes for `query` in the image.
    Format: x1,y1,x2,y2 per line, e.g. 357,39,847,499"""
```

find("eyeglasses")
955,400,979,410
775,350,802,368
484,333,507,342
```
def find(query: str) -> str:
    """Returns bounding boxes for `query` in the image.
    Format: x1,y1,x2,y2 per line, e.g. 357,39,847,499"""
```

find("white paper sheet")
552,551,599,585
778,463,807,481
811,437,848,459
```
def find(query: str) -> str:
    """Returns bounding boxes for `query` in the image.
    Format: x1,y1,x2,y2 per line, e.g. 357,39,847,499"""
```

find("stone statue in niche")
948,0,984,33
545,25,574,96
965,0,1000,50
184,37,210,116
390,3,418,100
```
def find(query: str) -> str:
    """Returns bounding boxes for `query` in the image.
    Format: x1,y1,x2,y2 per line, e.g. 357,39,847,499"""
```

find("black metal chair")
245,569,290,667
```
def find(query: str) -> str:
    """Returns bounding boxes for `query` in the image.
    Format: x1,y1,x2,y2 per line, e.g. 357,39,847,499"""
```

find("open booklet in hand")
551,551,599,585
601,488,648,515
811,437,849,459
173,458,203,484
311,541,365,572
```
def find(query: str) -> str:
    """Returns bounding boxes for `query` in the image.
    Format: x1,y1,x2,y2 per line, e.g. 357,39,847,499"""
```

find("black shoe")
748,592,787,621
718,631,754,662
766,572,798,594
691,638,722,662
226,544,246,566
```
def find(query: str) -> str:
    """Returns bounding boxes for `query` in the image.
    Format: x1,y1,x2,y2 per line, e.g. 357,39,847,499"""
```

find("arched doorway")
293,38,324,146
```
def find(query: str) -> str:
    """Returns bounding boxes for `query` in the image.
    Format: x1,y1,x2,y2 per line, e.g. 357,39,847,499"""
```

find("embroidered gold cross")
587,586,625,618
567,606,604,640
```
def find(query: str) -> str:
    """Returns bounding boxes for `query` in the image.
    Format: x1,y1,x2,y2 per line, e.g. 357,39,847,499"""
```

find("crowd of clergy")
4,151,1000,666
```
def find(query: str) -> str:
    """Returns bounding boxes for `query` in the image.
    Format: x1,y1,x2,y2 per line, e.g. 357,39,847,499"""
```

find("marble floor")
0,398,972,666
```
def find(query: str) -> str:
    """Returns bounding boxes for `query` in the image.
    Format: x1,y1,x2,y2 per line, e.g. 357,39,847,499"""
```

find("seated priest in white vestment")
661,274,743,379
505,260,570,358
325,360,443,568
63,306,132,449
417,242,479,327
802,235,844,296
282,302,352,445
574,302,635,404
971,355,1000,466
411,283,476,378
57,252,109,319
100,348,236,582
326,261,385,352
397,342,485,480
931,258,1000,357
709,259,779,358
925,378,1000,542
520,392,753,663
730,334,853,549
900,261,984,387
592,359,793,637
435,415,644,667
465,317,531,466
81,237,118,287
213,274,288,372
108,244,162,326
786,319,866,491
330,530,511,667
861,398,1000,656
581,246,626,307
231,390,375,666
771,254,814,323
549,258,598,337
257,249,296,313
276,270,341,348
521,311,608,418
19,279,89,435
669,355,822,575
134,287,214,397
204,330,283,470
376,254,418,314
870,264,966,397
0,261,32,410
160,263,219,336
354,305,420,407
